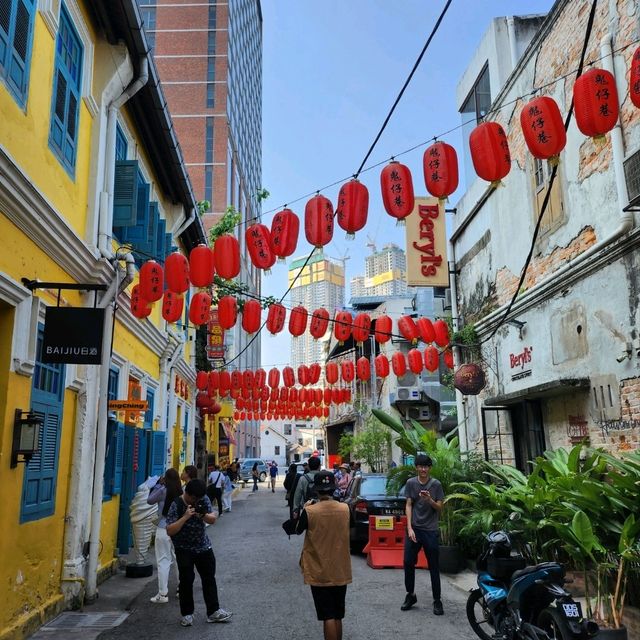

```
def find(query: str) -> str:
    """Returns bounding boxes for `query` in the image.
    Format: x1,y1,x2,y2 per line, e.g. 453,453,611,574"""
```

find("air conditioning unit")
623,149,640,208
408,406,432,421
395,386,421,401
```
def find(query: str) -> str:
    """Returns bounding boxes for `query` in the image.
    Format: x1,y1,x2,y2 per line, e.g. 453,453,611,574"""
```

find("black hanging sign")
42,307,105,364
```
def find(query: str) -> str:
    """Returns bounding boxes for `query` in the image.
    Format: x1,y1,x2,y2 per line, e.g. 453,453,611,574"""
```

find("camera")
194,498,208,515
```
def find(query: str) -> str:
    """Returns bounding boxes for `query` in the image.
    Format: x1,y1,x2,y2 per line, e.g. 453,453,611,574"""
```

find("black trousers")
403,529,441,601
175,547,220,616
206,485,223,515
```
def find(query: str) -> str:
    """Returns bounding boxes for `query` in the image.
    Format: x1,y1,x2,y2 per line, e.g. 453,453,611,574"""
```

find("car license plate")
384,509,403,515
562,602,582,619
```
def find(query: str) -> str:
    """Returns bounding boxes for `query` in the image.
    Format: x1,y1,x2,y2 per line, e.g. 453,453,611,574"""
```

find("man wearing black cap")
294,471,351,640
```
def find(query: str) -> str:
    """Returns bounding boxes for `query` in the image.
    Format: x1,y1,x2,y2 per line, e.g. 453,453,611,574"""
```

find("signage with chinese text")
207,309,225,360
42,307,105,364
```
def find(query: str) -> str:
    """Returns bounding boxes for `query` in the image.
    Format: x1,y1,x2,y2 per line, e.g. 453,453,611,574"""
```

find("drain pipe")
506,17,519,71
98,57,149,258
159,331,183,468
85,251,136,602
172,206,198,240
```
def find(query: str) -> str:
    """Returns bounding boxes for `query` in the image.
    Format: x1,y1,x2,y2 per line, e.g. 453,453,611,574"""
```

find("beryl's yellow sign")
374,516,395,530
405,197,449,287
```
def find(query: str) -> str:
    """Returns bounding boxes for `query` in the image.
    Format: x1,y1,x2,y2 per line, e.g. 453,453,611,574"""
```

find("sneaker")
207,608,233,623
150,593,168,604
433,600,444,616
401,593,417,611
180,615,193,627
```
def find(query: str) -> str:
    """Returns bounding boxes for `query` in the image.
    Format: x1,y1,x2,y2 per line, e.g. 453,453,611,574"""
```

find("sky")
258,0,554,371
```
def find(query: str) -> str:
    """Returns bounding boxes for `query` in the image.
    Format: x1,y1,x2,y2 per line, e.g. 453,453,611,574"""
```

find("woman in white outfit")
222,467,233,512
147,468,182,603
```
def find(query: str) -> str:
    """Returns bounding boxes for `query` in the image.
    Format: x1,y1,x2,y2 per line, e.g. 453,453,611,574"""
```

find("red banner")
207,309,225,360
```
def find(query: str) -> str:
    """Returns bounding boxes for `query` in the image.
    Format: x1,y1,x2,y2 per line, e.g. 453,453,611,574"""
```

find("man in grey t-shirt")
400,454,445,616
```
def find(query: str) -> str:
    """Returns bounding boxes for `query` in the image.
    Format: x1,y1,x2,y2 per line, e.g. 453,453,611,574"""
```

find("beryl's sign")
405,197,449,287
42,306,105,364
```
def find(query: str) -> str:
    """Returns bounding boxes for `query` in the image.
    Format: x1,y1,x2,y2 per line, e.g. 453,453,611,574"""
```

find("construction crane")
366,234,377,254
324,249,351,271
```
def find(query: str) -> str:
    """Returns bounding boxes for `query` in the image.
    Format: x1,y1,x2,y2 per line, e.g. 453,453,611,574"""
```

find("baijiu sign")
42,307,105,364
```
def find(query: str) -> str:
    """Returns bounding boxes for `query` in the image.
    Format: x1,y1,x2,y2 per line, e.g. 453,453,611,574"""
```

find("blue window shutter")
0,1,10,72
5,0,35,104
154,212,165,262
121,180,152,259
112,422,125,495
144,388,155,428
115,124,127,161
147,202,159,257
103,420,117,500
165,234,173,261
113,160,139,227
149,431,166,478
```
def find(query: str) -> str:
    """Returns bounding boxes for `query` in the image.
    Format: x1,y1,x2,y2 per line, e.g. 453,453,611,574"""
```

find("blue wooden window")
148,430,166,478
103,367,119,500
115,124,127,161
21,330,65,522
144,388,155,429
0,0,36,107
49,5,83,175
112,160,139,227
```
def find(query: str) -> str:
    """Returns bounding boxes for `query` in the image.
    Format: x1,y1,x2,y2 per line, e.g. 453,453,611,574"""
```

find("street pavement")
94,480,477,640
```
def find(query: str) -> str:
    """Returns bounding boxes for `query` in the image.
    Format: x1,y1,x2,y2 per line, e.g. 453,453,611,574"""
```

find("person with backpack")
206,465,224,516
269,461,278,492
292,456,321,517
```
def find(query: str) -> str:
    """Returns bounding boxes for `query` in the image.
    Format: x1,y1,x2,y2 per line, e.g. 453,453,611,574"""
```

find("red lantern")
334,311,353,344
246,223,276,272
189,244,214,287
288,305,308,337
423,141,459,200
242,370,254,390
255,368,266,388
374,354,390,378
342,388,352,403
196,371,208,391
630,47,640,108
231,371,242,390
283,366,295,388
407,348,424,375
417,317,436,344
309,363,321,385
398,315,419,344
196,392,212,409
161,290,184,324
268,368,280,389
241,300,261,334
236,398,245,411
189,292,211,326
233,411,239,421
443,350,454,370
240,411,246,421
218,295,237,330
573,68,619,139
139,260,164,303
208,371,219,393
331,388,342,404
211,402,221,415
219,371,231,394
323,406,330,418
424,346,439,372
391,352,407,378
213,234,240,280
165,252,190,294
131,285,151,319
352,313,371,344
341,360,355,384
519,96,566,161
356,356,370,381
298,365,310,387
299,388,307,404
433,319,450,347
325,362,339,385
289,388,298,403
380,161,415,223
469,121,511,185
304,194,334,248
309,308,329,339
270,208,299,260
374,315,393,343
266,303,286,335
336,179,368,238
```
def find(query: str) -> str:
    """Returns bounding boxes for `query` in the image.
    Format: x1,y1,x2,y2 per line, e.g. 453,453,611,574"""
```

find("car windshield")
359,476,389,496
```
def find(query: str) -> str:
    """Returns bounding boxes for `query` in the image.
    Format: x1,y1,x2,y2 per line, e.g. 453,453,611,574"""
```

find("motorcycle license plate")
562,602,582,619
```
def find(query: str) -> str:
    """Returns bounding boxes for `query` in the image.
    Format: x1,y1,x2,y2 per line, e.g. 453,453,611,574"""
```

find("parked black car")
341,474,406,551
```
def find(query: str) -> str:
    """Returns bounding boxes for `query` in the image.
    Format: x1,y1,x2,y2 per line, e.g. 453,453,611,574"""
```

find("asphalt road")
97,482,477,640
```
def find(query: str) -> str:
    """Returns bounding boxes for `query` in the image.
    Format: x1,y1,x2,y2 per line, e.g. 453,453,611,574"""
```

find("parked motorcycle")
467,531,599,640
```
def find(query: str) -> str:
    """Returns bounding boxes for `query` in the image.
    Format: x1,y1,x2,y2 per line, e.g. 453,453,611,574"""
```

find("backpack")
302,473,319,502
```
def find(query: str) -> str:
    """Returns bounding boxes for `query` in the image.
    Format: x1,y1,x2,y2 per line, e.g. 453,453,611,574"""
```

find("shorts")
310,585,347,621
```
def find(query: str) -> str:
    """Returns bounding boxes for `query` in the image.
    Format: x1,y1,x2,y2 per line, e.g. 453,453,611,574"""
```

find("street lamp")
11,409,44,468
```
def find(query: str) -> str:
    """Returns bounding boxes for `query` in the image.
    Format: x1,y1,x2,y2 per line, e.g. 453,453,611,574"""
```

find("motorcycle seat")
511,562,563,582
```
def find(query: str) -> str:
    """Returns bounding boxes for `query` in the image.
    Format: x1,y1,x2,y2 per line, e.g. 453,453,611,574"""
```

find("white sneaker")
180,615,193,627
207,608,232,623
150,593,168,604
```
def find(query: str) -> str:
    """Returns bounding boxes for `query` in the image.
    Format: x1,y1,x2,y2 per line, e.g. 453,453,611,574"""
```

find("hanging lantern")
331,387,342,405
630,47,640,108
573,68,619,139
165,252,190,294
304,194,334,248
407,348,424,375
352,313,371,345
217,295,238,330
283,366,295,388
356,356,370,381
424,346,439,372
189,244,214,288
398,315,419,344
231,371,242,390
313,388,322,405
240,411,246,421
443,350,454,370
161,290,184,324
391,352,407,378
196,392,212,409
233,411,239,421
454,363,486,395
341,360,355,384
268,368,280,389
139,260,164,303
242,370,254,390
189,292,211,326
309,362,321,385
219,371,231,394
299,388,307,404
270,208,299,260
309,308,330,339
211,402,221,415
255,368,266,388
342,388,352,404
236,398,245,411
469,121,511,186
208,371,219,393
131,285,151,319
374,315,393,343
288,305,308,337
229,387,239,400
241,300,262,334
433,319,450,347
423,141,459,200
334,310,353,344
323,406,330,418
266,303,286,335
374,354,390,378
336,179,369,239
246,223,276,272
417,317,436,344
213,234,241,280
298,365,310,387
325,362,339,385
196,371,208,391
519,96,566,161
323,387,332,405
289,387,298,403
380,160,415,223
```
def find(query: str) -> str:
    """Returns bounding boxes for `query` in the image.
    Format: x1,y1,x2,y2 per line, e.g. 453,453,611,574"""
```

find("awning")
484,378,590,406
324,413,358,429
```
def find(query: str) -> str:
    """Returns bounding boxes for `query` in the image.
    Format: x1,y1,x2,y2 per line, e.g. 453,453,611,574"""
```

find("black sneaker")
401,593,417,611
433,600,444,615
